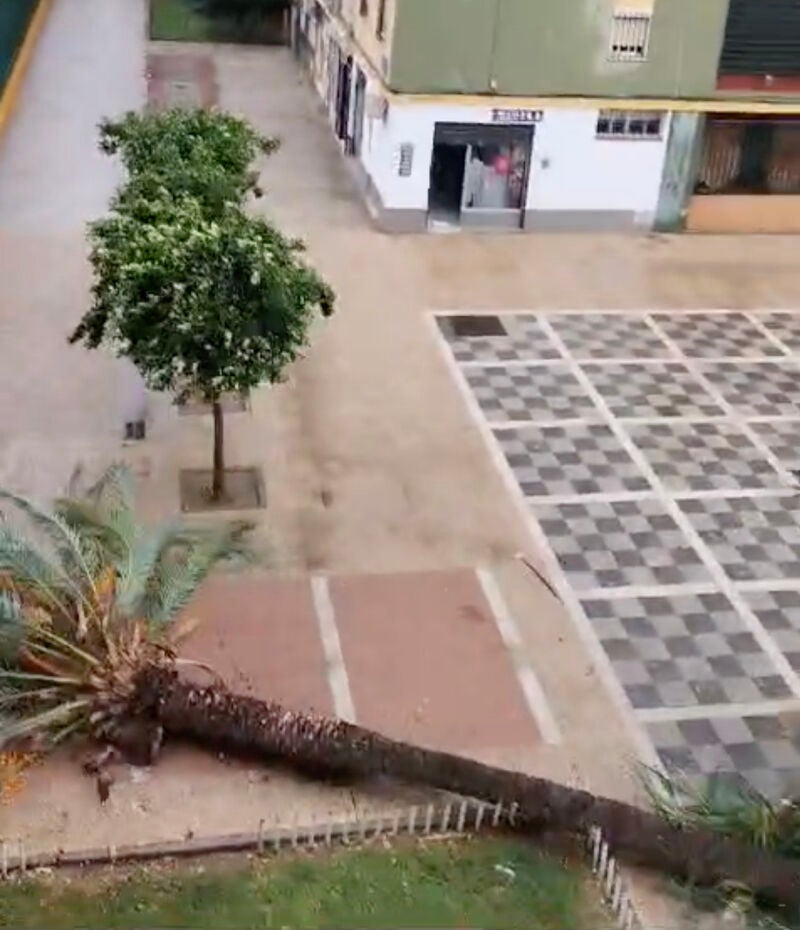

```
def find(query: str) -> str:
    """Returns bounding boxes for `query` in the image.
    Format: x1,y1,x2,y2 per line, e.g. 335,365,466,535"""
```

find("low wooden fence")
0,797,645,929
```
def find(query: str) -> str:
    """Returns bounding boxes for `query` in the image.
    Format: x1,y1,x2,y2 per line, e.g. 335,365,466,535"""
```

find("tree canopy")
99,109,278,215
70,195,334,404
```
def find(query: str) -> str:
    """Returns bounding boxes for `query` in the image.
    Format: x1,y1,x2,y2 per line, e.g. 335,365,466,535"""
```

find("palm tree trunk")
211,400,225,501
135,667,800,908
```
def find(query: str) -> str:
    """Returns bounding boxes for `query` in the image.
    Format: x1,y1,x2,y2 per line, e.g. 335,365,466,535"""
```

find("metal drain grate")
450,315,507,338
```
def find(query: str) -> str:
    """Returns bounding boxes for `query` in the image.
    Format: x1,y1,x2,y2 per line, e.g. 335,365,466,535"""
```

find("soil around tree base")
180,467,265,511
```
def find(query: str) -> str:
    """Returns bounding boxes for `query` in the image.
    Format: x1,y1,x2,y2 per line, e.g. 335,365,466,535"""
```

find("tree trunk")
135,668,800,908
211,399,225,501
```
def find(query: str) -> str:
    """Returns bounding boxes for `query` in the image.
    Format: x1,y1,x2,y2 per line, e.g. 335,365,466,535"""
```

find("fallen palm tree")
0,467,798,908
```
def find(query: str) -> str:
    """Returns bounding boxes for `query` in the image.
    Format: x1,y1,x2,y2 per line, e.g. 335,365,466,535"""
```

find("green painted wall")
0,0,36,93
389,0,730,98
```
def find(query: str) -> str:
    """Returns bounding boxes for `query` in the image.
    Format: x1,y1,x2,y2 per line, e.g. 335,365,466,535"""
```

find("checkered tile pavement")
698,360,800,417
582,592,790,709
646,714,800,800
678,495,800,582
758,312,800,354
493,423,651,498
749,420,800,470
436,310,800,798
627,421,783,492
532,498,712,591
546,313,671,359
437,314,561,363
581,362,724,419
462,364,600,423
651,312,786,359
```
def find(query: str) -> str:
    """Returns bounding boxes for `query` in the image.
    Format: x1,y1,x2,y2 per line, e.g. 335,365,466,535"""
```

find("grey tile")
493,423,650,498
463,363,600,423
580,591,791,709
678,495,800,582
652,313,786,359
583,361,724,419
628,421,783,493
546,313,670,360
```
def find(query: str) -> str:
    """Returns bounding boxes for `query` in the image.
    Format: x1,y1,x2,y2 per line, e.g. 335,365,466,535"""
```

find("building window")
608,13,651,62
359,0,368,15
596,110,664,139
696,117,800,195
376,0,387,37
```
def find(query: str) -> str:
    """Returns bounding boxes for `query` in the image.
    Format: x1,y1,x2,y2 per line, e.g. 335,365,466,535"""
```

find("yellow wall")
0,0,51,143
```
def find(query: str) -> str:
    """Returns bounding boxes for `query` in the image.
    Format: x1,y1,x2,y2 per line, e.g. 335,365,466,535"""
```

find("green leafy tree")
99,109,278,216
70,196,334,501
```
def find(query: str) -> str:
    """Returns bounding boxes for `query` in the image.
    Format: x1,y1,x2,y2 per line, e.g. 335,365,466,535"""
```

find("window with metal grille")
596,110,664,139
720,0,800,75
608,13,651,62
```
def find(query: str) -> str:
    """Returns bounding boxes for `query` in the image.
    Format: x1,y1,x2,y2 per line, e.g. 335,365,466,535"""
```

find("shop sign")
491,108,542,124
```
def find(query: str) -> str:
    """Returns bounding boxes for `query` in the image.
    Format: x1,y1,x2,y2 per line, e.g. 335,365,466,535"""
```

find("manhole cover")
450,315,506,337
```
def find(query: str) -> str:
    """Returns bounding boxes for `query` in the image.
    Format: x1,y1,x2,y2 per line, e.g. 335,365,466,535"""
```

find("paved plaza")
436,309,800,799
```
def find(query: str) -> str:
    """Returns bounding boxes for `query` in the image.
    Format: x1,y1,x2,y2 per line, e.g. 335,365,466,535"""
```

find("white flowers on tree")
70,108,335,501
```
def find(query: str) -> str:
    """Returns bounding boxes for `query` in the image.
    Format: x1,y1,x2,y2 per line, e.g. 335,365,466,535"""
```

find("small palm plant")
643,766,800,859
0,464,252,755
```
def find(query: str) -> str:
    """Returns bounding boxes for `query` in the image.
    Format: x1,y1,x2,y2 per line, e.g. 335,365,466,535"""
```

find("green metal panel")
390,0,730,98
388,0,498,93
654,112,704,231
0,0,36,93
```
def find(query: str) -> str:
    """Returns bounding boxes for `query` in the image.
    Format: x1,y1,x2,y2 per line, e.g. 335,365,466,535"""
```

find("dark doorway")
335,55,352,141
428,143,467,221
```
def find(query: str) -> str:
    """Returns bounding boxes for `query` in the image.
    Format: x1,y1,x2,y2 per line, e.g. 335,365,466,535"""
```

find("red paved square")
180,574,333,714
329,570,539,755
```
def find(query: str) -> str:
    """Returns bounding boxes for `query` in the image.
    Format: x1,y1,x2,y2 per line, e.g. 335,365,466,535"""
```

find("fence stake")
492,801,503,827
1,841,7,879
18,840,26,875
474,802,485,832
342,820,350,846
107,844,117,865
604,856,616,897
325,820,333,847
424,804,434,835
272,827,281,853
392,811,400,836
598,841,609,883
591,827,602,872
456,800,467,833
508,802,519,826
407,806,417,835
257,819,265,854
611,873,623,911
440,803,451,832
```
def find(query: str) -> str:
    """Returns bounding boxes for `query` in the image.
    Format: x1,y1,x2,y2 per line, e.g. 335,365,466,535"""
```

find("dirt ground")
2,0,800,870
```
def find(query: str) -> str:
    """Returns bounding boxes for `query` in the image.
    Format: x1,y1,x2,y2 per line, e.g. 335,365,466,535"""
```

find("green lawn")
150,0,214,42
149,0,286,43
0,837,609,929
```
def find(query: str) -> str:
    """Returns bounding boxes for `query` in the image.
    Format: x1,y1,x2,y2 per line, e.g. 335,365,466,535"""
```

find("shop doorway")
428,122,534,229
428,143,467,223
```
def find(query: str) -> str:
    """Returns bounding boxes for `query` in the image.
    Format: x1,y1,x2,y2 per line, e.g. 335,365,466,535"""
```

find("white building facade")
294,8,672,233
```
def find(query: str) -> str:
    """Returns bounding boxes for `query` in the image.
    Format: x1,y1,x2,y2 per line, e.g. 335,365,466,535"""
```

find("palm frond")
642,765,800,859
0,488,99,589
0,593,25,663
53,498,132,568
0,525,74,616
144,522,255,627
0,699,89,746
115,520,186,621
